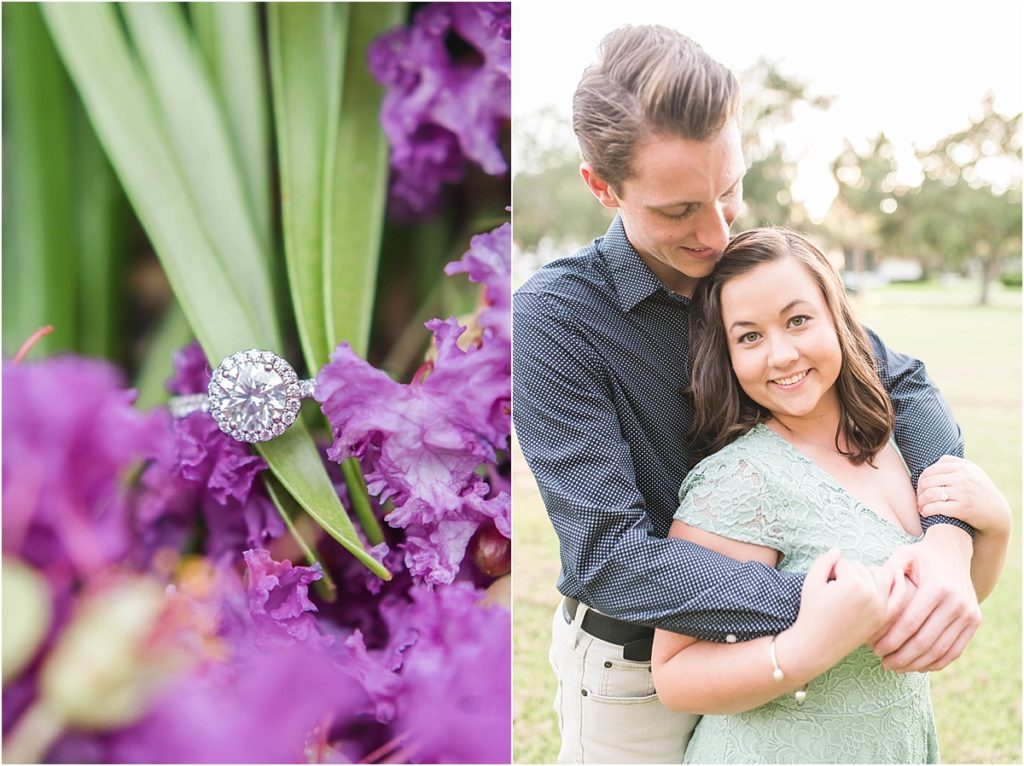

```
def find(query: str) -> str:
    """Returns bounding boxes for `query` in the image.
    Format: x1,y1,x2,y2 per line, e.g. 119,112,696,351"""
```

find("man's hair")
572,25,740,190
687,228,894,464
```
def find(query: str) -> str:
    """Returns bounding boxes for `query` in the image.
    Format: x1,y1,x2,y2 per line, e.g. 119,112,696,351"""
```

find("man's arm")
867,326,972,535
866,327,982,671
513,291,802,640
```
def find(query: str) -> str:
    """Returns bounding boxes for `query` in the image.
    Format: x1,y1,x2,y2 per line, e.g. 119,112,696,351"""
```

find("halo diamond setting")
207,350,306,443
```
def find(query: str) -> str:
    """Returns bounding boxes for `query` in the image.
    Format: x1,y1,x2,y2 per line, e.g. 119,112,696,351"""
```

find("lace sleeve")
675,452,786,551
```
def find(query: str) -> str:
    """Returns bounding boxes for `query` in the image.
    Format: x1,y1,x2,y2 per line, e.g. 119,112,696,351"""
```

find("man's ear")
580,163,621,209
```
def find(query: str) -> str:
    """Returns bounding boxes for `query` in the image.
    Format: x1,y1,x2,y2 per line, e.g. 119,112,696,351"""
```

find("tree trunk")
977,253,998,306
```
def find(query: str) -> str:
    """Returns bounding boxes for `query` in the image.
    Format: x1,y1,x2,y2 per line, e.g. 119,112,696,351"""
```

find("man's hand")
871,525,981,672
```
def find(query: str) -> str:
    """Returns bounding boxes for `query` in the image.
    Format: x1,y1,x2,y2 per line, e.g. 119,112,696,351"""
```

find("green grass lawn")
513,291,1022,764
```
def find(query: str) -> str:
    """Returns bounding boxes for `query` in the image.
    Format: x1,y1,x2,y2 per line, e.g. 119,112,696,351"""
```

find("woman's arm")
917,456,1012,601
653,521,897,714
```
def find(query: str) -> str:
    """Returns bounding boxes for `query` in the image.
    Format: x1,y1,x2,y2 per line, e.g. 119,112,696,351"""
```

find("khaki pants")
549,601,700,763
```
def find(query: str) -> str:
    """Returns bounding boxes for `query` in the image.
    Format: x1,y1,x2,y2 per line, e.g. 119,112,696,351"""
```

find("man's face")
586,121,746,297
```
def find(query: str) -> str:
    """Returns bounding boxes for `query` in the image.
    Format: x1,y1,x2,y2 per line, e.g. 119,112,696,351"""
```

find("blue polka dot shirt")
512,215,970,642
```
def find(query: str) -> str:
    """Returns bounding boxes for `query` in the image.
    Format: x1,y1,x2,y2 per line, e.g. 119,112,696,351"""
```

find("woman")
651,228,1011,763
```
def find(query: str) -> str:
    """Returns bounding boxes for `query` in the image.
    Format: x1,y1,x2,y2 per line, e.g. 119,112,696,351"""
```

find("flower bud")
2,559,53,683
38,577,182,729
468,521,510,577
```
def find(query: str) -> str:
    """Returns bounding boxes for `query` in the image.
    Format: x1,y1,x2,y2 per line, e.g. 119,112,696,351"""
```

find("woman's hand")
777,548,893,673
918,456,1011,536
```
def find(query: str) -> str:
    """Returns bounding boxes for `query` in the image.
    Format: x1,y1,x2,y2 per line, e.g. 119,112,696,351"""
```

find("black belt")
563,598,654,662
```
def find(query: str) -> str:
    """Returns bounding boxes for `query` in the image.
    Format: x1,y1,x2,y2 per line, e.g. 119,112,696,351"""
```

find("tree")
895,96,1021,304
735,59,832,233
512,106,613,254
827,134,902,279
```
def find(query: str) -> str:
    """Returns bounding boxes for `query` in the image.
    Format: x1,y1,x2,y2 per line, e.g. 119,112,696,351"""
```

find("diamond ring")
168,349,315,443
940,487,950,502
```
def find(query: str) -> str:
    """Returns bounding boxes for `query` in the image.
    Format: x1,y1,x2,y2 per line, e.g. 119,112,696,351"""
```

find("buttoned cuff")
921,513,976,540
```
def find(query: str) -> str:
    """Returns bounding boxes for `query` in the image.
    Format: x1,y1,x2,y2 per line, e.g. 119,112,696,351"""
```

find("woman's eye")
740,332,759,344
789,315,809,328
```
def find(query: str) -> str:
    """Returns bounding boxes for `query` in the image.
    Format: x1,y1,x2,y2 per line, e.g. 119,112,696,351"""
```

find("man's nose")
695,201,731,252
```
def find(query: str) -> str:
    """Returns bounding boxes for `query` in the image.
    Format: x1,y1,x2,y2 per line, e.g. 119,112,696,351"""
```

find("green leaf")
259,421,390,580
120,3,280,347
1,3,77,356
269,2,349,373
133,301,192,409
43,2,262,356
43,3,386,580
324,3,405,357
190,2,272,261
74,111,126,361
341,456,385,546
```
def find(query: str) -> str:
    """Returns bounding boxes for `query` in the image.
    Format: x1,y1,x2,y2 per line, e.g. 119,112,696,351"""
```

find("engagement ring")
168,349,315,443
940,487,950,502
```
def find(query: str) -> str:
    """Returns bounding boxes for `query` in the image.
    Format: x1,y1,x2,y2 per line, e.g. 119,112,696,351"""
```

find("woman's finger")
920,499,963,517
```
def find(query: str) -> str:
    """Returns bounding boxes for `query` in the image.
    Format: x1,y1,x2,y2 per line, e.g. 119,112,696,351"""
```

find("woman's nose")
768,335,800,368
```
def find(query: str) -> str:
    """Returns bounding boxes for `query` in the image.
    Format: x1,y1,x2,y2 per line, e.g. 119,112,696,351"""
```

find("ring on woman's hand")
940,487,950,502
167,349,315,443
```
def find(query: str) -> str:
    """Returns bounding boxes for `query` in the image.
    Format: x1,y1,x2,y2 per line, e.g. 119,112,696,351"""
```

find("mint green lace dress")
676,423,938,764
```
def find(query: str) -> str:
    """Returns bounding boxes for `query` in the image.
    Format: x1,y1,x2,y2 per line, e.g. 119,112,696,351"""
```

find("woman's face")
719,255,843,425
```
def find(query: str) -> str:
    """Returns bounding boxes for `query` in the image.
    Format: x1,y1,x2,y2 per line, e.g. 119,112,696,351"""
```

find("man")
512,25,980,764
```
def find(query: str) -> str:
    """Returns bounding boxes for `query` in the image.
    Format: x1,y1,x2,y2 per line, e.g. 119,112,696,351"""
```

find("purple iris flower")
369,3,511,218
2,357,164,580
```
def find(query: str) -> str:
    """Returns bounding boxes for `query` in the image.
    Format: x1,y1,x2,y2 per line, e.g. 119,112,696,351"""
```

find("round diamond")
208,350,300,443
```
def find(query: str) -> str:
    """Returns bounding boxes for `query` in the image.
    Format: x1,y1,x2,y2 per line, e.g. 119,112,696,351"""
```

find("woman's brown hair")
688,228,893,464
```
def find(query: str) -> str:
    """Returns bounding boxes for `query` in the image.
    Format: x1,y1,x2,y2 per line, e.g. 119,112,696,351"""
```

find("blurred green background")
512,2,1021,763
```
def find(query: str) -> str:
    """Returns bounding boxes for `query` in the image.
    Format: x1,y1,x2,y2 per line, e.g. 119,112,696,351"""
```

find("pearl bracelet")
769,635,808,704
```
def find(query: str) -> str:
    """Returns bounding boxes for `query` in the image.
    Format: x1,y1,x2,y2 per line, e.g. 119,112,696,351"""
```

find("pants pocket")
599,657,655,698
579,688,696,764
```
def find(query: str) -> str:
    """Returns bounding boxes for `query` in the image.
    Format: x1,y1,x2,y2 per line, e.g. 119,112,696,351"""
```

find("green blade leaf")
340,456,385,546
43,3,386,579
121,3,280,347
43,3,262,356
133,301,193,410
259,421,390,580
191,2,272,261
269,2,349,373
324,3,405,357
74,110,126,361
2,3,77,355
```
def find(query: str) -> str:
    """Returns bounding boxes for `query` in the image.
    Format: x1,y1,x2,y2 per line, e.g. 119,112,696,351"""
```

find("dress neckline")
749,423,922,540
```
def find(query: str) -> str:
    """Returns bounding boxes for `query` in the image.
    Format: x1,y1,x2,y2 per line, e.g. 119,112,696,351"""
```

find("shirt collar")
597,214,686,311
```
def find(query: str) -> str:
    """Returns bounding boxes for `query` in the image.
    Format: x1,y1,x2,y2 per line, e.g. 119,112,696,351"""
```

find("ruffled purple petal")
166,342,211,396
243,548,330,648
369,3,511,218
2,357,164,578
388,583,511,763
110,643,365,764
445,221,512,344
137,396,282,566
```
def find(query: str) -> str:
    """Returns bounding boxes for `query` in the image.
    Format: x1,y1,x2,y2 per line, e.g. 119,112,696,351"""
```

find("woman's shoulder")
680,424,782,496
687,424,783,474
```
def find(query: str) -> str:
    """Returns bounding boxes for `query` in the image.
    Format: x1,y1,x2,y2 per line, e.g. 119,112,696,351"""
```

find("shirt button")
725,634,738,643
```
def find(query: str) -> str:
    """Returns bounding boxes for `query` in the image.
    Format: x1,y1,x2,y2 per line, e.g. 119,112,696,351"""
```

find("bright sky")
513,0,1023,221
